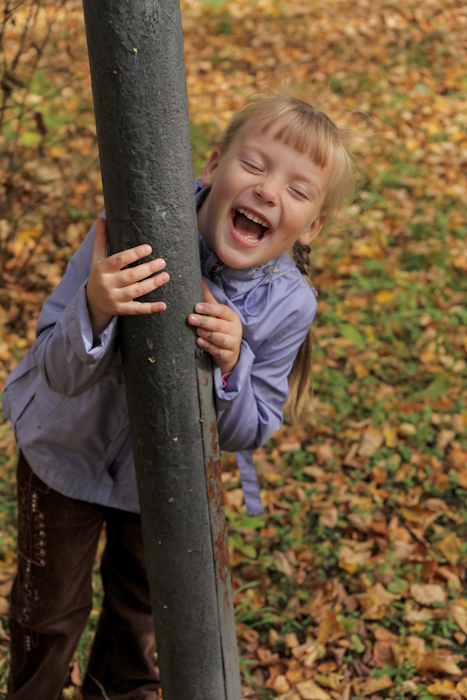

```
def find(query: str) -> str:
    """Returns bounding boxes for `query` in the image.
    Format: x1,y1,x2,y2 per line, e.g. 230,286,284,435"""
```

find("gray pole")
81,2,242,699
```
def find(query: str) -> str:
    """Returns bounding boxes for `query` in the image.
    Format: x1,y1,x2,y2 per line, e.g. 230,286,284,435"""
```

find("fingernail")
195,304,204,312
142,245,151,254
189,315,198,324
161,273,170,282
198,338,206,347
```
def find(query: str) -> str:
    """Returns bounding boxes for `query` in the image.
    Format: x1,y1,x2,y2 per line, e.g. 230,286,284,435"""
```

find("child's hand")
86,217,170,342
188,280,242,375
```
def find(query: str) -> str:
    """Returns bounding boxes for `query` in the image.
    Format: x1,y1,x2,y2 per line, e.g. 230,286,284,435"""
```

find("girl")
2,89,357,700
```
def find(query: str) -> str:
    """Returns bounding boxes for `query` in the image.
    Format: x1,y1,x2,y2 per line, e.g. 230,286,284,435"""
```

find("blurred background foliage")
0,1,467,698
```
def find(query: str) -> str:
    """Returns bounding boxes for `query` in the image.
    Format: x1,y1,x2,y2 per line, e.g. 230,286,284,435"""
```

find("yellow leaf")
453,255,467,271
400,504,445,534
17,224,43,242
398,423,417,436
446,186,463,197
457,679,467,699
384,427,398,448
427,680,456,696
437,532,462,565
339,559,361,574
263,472,281,484
376,290,395,303
391,641,419,667
354,362,369,379
364,327,376,343
406,138,419,153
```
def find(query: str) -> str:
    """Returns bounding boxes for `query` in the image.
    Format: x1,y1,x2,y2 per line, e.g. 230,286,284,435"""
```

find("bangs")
260,107,337,169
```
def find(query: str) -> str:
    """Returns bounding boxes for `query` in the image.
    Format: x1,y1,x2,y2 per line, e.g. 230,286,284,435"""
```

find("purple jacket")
2,182,317,514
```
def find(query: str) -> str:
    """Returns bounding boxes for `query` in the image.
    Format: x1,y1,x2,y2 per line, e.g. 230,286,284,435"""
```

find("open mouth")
232,208,270,244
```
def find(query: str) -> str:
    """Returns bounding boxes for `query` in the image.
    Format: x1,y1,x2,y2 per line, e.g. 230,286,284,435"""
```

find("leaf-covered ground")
1,0,467,698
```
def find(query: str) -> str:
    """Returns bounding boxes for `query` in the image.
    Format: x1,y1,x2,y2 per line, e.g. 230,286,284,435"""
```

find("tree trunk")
81,1,241,698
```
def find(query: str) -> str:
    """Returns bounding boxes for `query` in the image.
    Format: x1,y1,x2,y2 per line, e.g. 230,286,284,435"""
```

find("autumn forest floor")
1,0,467,698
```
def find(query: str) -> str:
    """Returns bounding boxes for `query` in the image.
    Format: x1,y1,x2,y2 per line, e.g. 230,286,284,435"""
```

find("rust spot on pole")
196,354,242,699
213,527,229,586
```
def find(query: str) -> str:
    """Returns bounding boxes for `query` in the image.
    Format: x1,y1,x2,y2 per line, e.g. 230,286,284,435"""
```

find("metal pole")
81,1,242,699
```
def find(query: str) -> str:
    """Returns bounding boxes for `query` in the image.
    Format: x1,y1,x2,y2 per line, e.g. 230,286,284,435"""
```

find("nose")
254,176,280,206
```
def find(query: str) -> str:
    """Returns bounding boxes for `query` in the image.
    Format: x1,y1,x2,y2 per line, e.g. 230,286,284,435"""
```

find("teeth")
237,208,268,228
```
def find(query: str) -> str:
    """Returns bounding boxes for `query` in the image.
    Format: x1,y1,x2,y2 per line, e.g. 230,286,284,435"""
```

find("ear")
200,149,220,188
298,213,327,246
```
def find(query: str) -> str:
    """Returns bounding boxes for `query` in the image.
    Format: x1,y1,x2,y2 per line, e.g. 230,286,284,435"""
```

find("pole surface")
81,1,241,699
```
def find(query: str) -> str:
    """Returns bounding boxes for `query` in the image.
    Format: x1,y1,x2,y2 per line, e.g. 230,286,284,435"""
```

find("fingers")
196,334,240,374
187,312,230,334
92,219,165,277
196,337,229,361
115,257,167,289
123,301,167,315
196,328,232,349
104,243,155,274
191,301,238,324
117,269,170,303
188,295,242,374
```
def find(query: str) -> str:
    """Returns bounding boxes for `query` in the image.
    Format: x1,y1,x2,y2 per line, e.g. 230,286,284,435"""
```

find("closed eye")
290,187,309,199
241,160,263,173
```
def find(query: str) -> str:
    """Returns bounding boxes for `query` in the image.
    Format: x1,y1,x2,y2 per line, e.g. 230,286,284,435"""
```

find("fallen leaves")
358,429,384,457
295,680,331,700
418,654,463,676
316,612,345,646
410,583,447,607
355,584,400,620
437,532,463,565
1,1,467,700
360,673,393,696
451,605,467,635
427,679,459,698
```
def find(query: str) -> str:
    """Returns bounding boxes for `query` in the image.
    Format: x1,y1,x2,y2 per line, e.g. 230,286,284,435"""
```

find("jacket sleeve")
213,300,316,453
31,216,119,397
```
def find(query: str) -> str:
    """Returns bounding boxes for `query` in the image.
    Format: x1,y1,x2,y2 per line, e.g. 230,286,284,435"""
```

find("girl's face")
197,116,334,269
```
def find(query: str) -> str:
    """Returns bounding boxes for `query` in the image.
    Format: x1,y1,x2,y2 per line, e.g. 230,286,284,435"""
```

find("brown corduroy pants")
7,452,160,700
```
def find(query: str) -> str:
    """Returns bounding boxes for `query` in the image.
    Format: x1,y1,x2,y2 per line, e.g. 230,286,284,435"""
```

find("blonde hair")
218,88,361,424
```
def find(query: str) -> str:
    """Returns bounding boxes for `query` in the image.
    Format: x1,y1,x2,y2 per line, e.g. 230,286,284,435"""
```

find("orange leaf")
317,611,346,645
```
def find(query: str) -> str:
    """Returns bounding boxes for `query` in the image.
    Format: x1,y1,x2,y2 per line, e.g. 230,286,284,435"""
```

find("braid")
292,241,311,277
286,241,314,425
